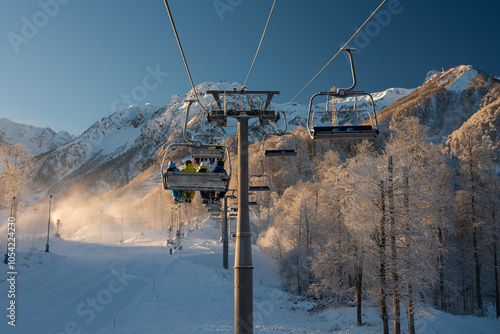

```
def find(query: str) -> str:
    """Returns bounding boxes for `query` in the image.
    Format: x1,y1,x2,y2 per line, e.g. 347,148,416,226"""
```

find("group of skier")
166,159,227,204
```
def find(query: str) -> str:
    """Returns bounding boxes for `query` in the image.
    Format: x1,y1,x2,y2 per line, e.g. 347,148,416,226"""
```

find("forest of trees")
0,142,33,211
252,118,499,333
2,111,498,333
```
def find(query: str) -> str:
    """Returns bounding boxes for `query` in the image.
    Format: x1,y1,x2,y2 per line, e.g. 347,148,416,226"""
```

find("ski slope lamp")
45,195,52,253
119,212,124,244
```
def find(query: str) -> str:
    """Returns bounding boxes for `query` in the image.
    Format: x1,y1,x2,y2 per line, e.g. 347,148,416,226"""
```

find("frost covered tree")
384,117,453,333
447,125,497,315
0,142,33,209
310,150,353,306
258,180,325,295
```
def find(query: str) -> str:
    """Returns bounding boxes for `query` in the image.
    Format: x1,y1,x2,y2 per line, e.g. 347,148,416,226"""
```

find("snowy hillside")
1,219,498,333
377,65,500,142
0,118,74,155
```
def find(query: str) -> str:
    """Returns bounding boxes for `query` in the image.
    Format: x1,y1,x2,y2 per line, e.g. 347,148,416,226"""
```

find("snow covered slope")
1,219,498,333
377,65,500,142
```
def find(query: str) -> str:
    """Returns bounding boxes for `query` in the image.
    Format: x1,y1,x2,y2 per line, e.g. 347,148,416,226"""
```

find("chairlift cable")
163,0,209,112
278,0,388,113
242,0,277,89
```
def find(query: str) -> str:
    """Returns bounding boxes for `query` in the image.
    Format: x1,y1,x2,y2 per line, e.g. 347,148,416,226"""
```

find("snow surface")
445,66,479,93
1,217,499,333
440,65,479,93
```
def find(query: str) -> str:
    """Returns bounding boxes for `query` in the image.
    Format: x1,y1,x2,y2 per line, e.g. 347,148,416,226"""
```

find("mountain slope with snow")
19,79,412,199
376,65,500,142
0,118,74,155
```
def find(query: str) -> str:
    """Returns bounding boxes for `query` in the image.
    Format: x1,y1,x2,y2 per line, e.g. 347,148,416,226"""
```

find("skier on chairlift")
196,161,212,204
166,161,182,203
181,160,196,203
211,160,227,202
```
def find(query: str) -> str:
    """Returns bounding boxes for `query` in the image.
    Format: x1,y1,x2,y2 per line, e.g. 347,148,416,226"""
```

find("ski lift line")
277,0,388,113
243,0,277,89
163,0,209,112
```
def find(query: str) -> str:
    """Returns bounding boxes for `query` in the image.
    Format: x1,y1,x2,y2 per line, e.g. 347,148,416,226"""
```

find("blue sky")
1,0,499,135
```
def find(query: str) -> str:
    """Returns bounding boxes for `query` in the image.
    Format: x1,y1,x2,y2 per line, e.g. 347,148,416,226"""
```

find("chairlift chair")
225,189,237,199
208,205,222,213
262,111,298,157
229,218,237,235
206,89,280,125
190,142,225,161
306,48,379,140
206,202,222,209
190,115,226,161
248,192,258,206
248,160,271,192
160,100,232,193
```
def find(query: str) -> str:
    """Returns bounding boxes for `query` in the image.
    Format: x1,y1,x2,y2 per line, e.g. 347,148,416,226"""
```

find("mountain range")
1,64,499,206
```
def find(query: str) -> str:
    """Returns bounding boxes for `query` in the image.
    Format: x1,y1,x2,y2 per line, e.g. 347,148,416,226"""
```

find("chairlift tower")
207,89,279,334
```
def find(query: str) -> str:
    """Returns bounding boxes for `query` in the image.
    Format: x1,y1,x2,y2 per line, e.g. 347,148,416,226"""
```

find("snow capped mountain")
23,79,412,197
0,118,74,155
4,64,499,200
377,65,500,142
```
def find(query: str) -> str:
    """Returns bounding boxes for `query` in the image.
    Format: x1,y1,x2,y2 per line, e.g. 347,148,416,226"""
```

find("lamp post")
119,212,124,244
32,208,38,249
175,206,179,247
223,196,229,269
45,195,52,253
170,206,174,243
55,219,61,238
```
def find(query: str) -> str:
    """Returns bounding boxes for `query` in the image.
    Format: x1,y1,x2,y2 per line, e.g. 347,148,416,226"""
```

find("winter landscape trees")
256,116,499,331
0,142,32,210
2,68,499,333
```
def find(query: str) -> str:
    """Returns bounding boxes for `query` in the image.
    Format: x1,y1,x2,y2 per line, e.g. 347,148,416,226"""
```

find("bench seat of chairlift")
190,147,225,160
208,207,222,213
264,149,297,157
249,185,270,191
163,171,228,192
312,125,379,139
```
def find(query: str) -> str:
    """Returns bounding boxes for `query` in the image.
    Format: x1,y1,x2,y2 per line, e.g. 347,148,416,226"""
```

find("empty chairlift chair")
262,111,298,157
306,48,379,140
248,193,258,206
248,160,271,192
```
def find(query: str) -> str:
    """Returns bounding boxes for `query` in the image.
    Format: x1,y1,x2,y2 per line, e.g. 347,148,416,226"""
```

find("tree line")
254,118,499,333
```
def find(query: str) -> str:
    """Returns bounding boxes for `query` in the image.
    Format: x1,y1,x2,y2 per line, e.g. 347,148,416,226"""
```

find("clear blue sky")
1,0,499,135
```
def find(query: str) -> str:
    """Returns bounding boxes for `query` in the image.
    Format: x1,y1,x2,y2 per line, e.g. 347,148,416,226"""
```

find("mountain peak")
423,65,480,93
377,64,499,142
